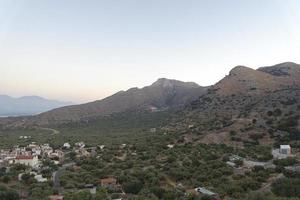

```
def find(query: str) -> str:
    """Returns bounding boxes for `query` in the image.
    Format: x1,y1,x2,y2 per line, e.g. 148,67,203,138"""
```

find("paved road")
52,162,75,193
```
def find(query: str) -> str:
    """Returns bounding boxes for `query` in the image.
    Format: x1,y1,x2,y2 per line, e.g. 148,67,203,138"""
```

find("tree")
2,176,10,183
64,190,92,200
0,185,19,200
272,178,300,198
21,173,35,185
69,152,77,160
95,188,109,200
0,167,6,177
29,183,53,200
273,158,297,167
123,179,143,194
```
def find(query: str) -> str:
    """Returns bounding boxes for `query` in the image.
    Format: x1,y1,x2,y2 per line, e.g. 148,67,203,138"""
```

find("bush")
273,158,297,167
123,180,143,194
2,176,10,183
274,109,282,117
0,185,19,200
267,111,273,117
272,178,300,197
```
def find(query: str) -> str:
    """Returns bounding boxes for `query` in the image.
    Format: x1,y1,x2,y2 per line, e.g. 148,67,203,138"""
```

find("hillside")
1,78,207,126
0,95,73,117
165,62,300,147
212,62,300,96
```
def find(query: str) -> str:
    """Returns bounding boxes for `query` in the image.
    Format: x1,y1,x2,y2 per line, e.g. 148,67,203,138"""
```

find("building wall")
15,156,39,167
280,148,291,155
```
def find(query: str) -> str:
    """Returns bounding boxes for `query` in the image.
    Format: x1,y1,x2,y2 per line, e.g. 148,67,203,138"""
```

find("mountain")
2,62,299,135
2,78,207,126
211,62,300,96
165,62,300,146
0,95,73,117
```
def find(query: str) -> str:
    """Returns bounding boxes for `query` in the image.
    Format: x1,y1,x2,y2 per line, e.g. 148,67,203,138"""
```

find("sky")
0,0,300,103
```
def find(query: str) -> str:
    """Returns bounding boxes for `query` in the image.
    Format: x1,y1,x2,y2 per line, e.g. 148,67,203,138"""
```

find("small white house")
226,161,236,168
195,187,216,196
34,174,47,182
63,143,71,149
150,128,157,133
280,145,291,155
75,142,85,148
99,145,105,150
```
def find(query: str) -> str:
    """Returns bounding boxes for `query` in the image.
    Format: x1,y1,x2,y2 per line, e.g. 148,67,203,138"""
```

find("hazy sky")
1,0,300,103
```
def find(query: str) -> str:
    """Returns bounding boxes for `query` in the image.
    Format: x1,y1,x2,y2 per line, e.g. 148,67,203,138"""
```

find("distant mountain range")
0,78,207,126
18,78,207,126
0,95,73,117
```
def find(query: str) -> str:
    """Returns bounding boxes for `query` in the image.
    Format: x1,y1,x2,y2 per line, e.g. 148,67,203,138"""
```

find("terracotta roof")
100,177,117,184
16,155,34,160
49,195,64,200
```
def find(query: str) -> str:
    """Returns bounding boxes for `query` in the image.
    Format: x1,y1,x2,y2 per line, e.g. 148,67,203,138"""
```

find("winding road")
52,162,75,193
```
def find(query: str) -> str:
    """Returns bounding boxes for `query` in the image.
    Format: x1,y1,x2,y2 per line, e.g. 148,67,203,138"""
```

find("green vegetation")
0,99,299,199
273,158,297,167
0,185,19,200
272,178,300,198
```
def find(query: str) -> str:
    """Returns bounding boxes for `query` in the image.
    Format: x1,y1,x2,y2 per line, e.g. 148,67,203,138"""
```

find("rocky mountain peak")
229,66,255,76
152,78,199,88
258,62,300,76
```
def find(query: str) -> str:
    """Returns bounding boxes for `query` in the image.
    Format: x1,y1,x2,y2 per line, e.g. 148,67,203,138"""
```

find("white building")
150,128,157,133
32,149,42,156
195,187,216,196
14,155,39,168
75,142,85,148
280,145,291,155
34,174,47,182
63,143,71,149
272,145,292,159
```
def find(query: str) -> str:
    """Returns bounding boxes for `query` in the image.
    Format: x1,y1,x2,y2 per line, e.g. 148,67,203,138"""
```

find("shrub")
273,158,297,167
271,178,300,197
123,179,143,194
0,185,19,200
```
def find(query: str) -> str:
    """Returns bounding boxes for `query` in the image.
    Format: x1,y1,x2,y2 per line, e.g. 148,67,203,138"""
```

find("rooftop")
100,177,117,184
16,155,34,160
195,187,216,196
280,145,291,149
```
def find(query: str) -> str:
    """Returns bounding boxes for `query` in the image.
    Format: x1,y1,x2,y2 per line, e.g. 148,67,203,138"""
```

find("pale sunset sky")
1,0,300,103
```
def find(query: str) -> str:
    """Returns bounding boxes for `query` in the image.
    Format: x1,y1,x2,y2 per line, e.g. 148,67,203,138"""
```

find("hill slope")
165,62,300,146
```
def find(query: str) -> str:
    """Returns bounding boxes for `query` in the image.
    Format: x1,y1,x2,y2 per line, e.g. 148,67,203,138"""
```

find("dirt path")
39,127,60,135
259,173,284,192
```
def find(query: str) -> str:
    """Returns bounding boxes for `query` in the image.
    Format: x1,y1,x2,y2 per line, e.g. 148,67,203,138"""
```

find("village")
0,131,299,200
0,139,116,200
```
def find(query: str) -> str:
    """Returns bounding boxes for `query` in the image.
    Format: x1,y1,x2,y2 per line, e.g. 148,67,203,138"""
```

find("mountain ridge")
0,95,73,117
1,78,207,126
1,62,299,130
